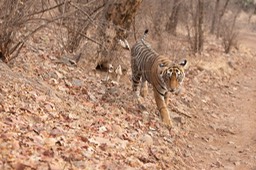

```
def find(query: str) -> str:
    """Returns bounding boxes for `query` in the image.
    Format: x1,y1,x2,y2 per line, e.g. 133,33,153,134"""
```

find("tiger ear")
118,39,130,50
179,59,188,69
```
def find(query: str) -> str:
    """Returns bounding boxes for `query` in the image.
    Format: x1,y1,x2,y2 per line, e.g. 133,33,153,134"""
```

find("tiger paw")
140,86,148,98
162,118,173,127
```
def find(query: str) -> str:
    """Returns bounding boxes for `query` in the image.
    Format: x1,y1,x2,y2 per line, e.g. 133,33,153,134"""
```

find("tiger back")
130,29,187,127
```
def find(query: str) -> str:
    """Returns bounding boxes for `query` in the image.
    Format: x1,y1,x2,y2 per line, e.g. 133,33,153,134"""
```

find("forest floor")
0,23,256,169
183,31,256,170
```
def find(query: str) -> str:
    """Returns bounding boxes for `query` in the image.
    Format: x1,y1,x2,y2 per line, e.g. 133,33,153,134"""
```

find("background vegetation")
1,0,255,65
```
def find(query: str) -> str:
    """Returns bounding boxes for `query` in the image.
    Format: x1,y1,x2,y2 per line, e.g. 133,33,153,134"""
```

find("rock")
163,137,173,143
82,146,94,158
207,136,214,143
98,126,108,133
72,79,83,87
140,134,153,146
223,165,235,170
64,79,72,87
142,163,158,169
187,144,194,149
229,156,240,165
211,160,223,168
184,151,191,157
173,116,185,124
126,156,143,167
234,161,240,166
87,91,97,102
55,71,64,79
227,141,235,145
112,124,123,136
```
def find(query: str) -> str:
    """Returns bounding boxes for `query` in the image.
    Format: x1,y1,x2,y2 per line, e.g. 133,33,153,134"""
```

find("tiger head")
160,60,188,93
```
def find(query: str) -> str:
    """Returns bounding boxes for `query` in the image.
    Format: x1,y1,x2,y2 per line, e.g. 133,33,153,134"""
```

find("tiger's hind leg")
153,88,173,127
140,79,148,98
132,72,141,97
131,71,144,105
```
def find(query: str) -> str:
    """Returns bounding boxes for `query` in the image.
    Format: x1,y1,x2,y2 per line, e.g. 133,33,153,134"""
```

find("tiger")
130,29,188,127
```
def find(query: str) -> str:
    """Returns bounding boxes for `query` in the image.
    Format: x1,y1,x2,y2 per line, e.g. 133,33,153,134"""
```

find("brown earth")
184,32,256,169
0,25,255,169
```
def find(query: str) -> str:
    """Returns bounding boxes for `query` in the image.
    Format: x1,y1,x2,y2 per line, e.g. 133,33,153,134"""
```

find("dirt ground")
0,20,256,170
184,32,256,169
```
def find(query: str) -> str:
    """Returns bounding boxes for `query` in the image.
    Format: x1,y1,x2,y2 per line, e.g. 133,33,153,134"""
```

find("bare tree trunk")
216,0,229,37
197,0,204,53
97,0,142,69
210,0,219,34
191,0,204,54
166,0,181,35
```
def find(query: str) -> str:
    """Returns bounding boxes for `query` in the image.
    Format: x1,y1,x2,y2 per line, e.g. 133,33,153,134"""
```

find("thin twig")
68,1,105,30
77,31,105,48
171,108,192,118
25,1,71,18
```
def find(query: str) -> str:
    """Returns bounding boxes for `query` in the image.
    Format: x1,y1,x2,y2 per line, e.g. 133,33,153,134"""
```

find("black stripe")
153,85,165,97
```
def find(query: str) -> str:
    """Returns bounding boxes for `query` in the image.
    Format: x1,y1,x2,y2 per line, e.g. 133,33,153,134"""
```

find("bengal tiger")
130,29,187,127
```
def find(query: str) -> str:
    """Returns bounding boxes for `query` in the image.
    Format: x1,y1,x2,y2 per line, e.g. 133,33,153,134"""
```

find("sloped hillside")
0,25,256,170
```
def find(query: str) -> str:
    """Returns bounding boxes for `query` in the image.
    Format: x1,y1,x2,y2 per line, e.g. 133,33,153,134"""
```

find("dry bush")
134,0,183,51
53,0,105,53
0,0,63,63
0,0,34,62
183,0,204,54
220,15,239,53
218,2,241,53
165,0,182,35
0,0,105,63
52,0,142,72
95,0,142,71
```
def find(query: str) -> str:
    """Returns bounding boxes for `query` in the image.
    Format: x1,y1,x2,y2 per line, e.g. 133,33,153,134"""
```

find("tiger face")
160,60,187,93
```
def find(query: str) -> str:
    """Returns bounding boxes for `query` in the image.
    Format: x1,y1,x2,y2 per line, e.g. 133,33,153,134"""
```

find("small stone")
207,136,214,142
98,126,108,133
112,124,123,136
72,79,83,87
184,151,191,157
49,78,58,85
142,111,149,115
173,116,185,124
163,137,173,143
55,71,64,79
82,147,94,158
228,141,235,145
187,144,193,149
140,134,153,146
234,161,240,166
64,80,72,87
126,156,143,167
229,156,239,164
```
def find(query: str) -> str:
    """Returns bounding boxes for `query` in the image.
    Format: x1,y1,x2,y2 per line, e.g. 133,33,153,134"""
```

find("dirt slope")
0,26,255,170
184,32,256,169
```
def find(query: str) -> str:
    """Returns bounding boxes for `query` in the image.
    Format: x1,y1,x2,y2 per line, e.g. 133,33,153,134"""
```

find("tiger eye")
159,63,165,67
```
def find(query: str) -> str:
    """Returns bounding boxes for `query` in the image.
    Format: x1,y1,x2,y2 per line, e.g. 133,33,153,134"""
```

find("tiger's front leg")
153,89,173,127
164,92,169,105
140,80,148,98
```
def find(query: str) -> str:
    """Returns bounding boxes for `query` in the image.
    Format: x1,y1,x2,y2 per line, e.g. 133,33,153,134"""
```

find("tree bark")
216,0,229,37
210,0,219,34
197,0,204,53
165,0,181,35
97,0,142,69
191,0,204,54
